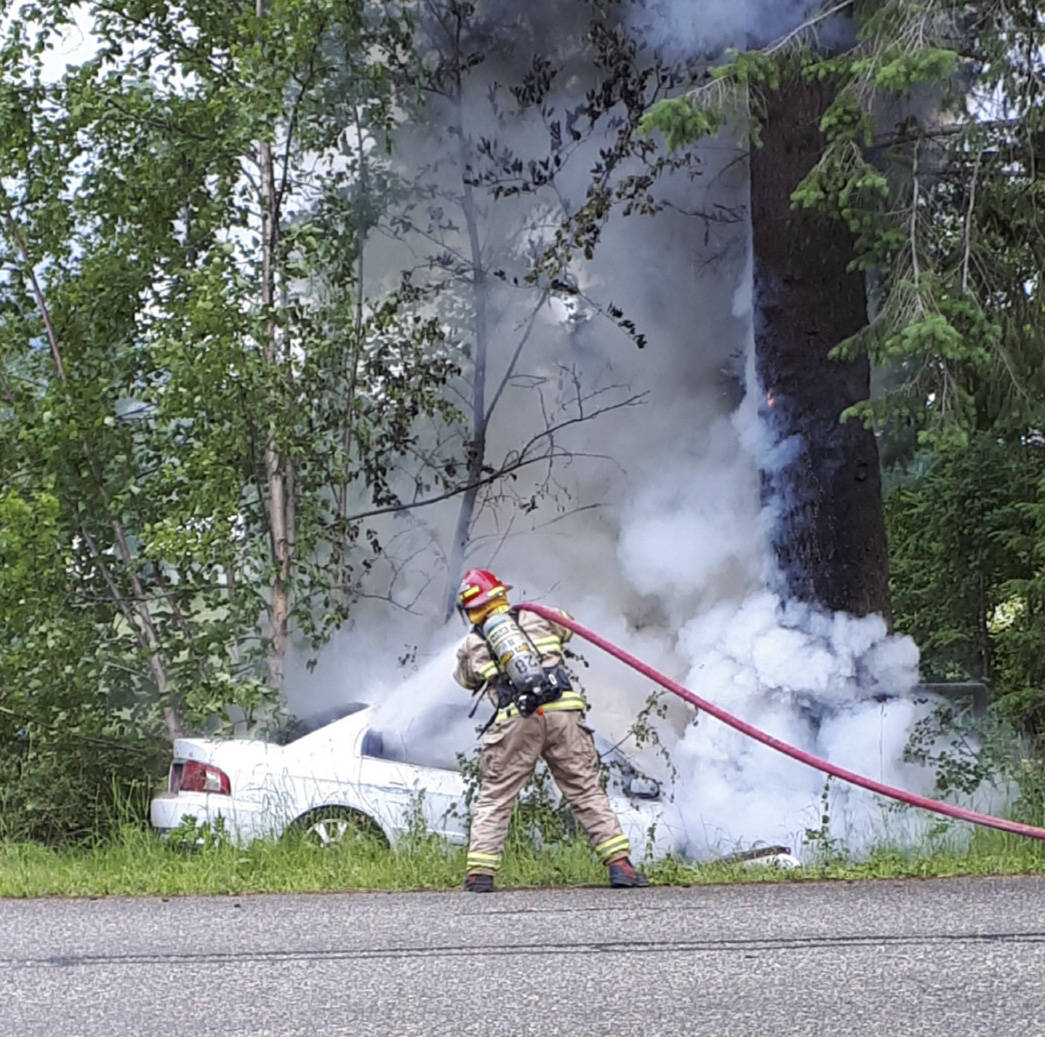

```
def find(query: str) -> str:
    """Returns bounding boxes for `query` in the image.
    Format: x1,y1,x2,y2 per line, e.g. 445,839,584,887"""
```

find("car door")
357,728,468,844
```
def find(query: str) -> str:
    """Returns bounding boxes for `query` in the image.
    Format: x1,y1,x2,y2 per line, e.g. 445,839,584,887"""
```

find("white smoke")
669,591,929,854
285,0,974,861
627,0,821,55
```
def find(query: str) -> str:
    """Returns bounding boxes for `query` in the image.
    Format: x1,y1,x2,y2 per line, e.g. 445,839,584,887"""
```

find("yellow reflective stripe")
466,852,502,870
461,586,481,600
595,834,630,863
530,631,564,648
539,692,587,711
492,691,587,724
477,662,499,680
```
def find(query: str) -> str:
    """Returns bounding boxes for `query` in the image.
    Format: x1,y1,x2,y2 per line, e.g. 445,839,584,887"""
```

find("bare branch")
910,138,921,288
764,0,855,57
0,705,154,755
102,95,213,143
961,148,982,296
484,289,549,424
276,28,325,215
1,206,67,381
345,392,647,523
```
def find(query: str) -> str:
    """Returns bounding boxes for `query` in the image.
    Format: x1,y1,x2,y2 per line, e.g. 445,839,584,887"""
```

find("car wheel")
289,807,388,849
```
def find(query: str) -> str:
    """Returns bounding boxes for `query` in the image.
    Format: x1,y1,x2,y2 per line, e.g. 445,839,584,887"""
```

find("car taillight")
174,759,231,795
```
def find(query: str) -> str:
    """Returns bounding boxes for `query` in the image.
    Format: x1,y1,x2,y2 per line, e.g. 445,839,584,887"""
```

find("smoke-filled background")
285,0,975,858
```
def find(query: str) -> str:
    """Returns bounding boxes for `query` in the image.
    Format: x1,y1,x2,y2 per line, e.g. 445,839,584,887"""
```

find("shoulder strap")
502,607,546,658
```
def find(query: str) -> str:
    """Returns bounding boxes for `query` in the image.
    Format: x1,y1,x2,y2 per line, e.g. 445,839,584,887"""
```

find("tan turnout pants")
465,709,630,875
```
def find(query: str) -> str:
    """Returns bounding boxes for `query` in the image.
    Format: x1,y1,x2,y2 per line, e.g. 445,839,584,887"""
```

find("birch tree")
0,0,454,744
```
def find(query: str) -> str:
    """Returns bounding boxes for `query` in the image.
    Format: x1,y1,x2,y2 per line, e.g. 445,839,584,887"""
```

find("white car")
150,703,684,856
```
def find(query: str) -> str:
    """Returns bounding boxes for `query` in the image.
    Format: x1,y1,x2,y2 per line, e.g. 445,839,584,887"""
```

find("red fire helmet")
457,568,511,611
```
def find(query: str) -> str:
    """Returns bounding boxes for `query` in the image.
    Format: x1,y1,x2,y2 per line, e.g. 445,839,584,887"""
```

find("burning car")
149,702,684,856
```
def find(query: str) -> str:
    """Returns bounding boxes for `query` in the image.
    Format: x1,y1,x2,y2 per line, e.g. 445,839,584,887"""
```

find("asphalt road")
2,876,1042,1036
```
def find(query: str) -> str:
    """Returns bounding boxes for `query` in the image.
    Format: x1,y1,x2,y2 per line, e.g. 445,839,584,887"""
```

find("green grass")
2,823,1044,898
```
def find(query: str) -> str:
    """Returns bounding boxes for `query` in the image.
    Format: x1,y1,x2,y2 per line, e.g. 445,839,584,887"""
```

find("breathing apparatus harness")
468,607,571,734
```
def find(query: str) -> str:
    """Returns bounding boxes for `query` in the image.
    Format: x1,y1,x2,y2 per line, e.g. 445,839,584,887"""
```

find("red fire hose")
520,602,1045,842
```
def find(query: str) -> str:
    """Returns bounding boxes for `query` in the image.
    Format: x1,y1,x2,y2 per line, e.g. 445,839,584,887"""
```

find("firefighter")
453,568,649,893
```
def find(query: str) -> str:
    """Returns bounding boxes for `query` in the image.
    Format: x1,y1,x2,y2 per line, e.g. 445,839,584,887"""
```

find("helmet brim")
465,582,511,609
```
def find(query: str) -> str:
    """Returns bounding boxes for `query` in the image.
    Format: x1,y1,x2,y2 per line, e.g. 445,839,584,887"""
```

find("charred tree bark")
750,74,891,621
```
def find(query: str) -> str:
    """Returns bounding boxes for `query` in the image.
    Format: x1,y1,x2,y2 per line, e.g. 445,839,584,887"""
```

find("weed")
626,688,678,787
904,702,1010,797
801,779,852,868
164,815,231,852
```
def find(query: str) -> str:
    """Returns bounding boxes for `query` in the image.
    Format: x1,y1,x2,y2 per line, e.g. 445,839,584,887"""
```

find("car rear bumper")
150,792,281,845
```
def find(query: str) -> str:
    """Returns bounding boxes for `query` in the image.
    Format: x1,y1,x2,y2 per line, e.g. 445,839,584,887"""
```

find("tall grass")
2,823,1044,898
3,758,1045,897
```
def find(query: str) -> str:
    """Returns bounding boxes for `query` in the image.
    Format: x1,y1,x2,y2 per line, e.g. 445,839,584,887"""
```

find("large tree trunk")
750,74,891,621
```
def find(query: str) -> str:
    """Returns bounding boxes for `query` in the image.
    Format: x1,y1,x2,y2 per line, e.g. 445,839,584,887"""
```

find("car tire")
287,806,389,849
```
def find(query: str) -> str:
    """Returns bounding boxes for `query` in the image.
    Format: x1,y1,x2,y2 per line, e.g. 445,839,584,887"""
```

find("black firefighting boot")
463,872,495,893
608,858,649,887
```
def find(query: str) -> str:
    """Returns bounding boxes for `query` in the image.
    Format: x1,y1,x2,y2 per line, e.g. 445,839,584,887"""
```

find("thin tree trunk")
3,203,183,737
750,74,891,620
444,90,490,621
259,122,292,688
332,106,368,614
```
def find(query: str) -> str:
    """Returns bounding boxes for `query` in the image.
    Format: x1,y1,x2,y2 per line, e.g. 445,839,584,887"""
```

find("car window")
361,728,407,761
